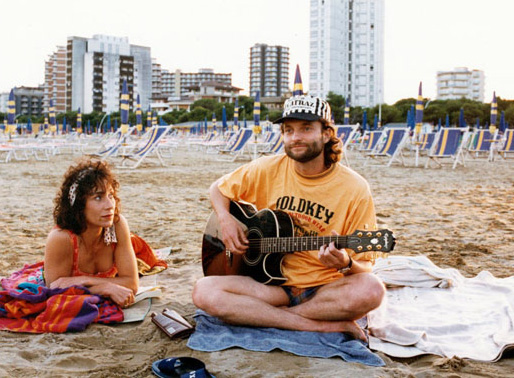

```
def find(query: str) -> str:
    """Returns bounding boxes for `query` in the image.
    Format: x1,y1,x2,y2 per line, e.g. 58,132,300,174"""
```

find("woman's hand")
49,276,88,289
89,282,135,308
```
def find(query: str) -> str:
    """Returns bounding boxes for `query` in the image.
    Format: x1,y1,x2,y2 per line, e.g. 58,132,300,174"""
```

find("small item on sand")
151,357,214,378
151,308,194,339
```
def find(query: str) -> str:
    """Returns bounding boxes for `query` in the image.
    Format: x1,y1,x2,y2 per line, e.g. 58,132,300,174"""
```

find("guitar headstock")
347,229,395,253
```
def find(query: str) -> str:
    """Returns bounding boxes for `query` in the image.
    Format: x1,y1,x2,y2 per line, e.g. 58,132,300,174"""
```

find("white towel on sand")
368,256,514,361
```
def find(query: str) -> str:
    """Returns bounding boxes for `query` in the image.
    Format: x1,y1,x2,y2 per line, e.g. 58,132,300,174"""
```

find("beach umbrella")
244,118,248,129
490,91,497,133
373,114,378,130
76,108,82,134
408,105,415,130
43,117,49,133
437,118,442,131
362,110,368,131
475,117,480,129
62,116,67,134
414,82,423,135
499,111,506,134
343,98,350,125
146,106,152,131
233,98,239,131
203,117,208,134
49,99,57,134
292,64,304,96
458,108,466,128
212,112,217,134
120,79,130,135
7,89,15,137
136,94,142,133
445,114,450,128
221,106,228,132
253,91,261,137
26,118,32,134
87,119,91,134
106,114,111,133
114,118,118,131
152,111,157,128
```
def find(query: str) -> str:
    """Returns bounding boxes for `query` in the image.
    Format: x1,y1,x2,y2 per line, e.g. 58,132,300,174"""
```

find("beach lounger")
425,127,470,169
259,134,284,156
466,129,498,161
358,130,383,154
493,129,514,160
335,125,358,166
118,126,171,168
85,129,128,158
216,128,254,161
365,127,410,167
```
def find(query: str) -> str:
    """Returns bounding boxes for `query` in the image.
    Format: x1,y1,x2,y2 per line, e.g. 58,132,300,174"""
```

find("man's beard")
284,139,324,163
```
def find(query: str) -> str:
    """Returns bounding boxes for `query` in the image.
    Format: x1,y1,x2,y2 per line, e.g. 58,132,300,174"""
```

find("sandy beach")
0,143,513,377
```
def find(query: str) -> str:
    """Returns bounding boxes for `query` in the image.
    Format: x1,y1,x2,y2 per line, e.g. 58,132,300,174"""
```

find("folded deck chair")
494,129,514,160
365,127,410,167
335,125,358,166
216,128,254,161
425,127,470,169
467,129,498,161
118,126,171,169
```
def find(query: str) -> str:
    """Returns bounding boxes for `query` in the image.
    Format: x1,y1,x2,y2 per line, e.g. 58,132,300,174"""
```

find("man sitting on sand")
193,94,388,340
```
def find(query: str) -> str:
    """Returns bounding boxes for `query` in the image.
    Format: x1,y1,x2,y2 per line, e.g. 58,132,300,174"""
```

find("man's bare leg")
192,275,377,340
286,273,386,321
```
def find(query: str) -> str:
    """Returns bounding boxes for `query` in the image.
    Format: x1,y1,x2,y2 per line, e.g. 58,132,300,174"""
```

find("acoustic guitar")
202,201,395,285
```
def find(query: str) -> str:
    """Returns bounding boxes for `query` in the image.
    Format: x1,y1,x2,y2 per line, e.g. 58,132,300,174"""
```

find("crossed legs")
192,273,385,341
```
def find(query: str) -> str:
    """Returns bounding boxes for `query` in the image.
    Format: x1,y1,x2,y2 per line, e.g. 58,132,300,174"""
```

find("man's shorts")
281,285,321,307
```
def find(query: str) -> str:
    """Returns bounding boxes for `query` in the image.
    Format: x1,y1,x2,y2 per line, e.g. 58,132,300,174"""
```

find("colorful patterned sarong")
0,262,123,333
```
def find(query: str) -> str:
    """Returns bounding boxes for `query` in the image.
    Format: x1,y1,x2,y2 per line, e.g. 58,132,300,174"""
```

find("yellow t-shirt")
218,154,384,288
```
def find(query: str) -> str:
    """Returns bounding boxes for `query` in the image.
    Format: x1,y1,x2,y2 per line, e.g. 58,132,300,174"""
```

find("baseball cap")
274,95,333,125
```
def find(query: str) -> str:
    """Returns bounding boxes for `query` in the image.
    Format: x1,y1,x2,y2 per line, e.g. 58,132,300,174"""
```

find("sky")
1,0,514,104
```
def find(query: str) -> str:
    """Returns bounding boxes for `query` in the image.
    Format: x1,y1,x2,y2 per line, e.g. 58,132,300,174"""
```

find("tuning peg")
376,245,382,250
367,245,372,250
357,232,363,237
367,232,372,237
377,232,382,237
357,246,363,251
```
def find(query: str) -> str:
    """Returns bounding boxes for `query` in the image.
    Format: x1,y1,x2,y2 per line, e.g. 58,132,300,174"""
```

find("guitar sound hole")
244,228,263,266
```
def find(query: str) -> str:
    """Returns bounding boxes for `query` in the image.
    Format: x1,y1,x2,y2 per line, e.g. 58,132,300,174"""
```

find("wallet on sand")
151,308,194,339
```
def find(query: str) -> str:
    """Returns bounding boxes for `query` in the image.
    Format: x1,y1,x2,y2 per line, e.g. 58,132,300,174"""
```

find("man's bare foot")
318,319,367,341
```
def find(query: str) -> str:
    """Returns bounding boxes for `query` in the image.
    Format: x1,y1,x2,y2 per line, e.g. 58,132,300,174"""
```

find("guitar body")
202,201,294,285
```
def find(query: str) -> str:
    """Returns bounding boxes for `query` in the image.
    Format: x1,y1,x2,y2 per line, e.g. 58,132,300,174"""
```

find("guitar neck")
258,235,350,254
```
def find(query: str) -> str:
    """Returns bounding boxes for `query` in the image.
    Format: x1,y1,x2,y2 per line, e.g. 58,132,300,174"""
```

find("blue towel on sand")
187,310,385,367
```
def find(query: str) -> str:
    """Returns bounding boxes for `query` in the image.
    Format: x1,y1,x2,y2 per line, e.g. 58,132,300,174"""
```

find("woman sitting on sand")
44,158,139,308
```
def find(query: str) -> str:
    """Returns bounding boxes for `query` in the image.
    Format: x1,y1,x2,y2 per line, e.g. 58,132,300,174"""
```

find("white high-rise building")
436,67,485,102
309,0,384,107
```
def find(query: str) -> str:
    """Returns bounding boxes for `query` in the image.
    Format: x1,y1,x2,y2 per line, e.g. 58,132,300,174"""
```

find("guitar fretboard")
256,236,349,254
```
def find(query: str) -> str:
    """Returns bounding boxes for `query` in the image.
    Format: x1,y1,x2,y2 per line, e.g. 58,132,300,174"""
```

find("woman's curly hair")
53,158,121,235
